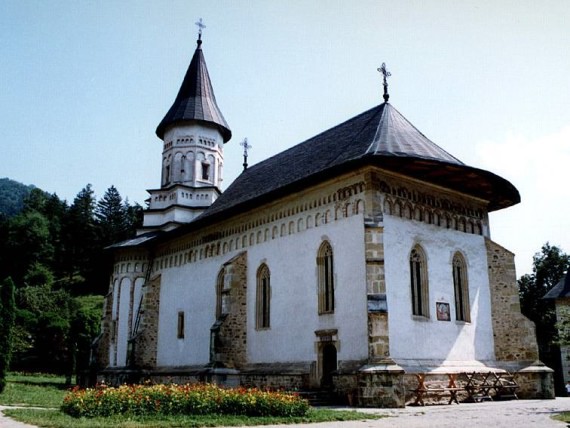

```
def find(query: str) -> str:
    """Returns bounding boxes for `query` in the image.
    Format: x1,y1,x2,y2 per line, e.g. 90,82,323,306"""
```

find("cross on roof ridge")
378,63,391,103
195,18,206,42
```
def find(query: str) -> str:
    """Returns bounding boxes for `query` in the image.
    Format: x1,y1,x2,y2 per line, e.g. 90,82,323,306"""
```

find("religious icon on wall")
436,302,451,321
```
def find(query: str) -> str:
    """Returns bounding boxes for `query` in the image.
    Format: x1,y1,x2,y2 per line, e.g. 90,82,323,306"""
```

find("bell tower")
142,20,232,232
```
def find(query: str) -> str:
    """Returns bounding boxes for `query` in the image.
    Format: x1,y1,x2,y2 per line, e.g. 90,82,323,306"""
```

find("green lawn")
552,411,570,423
4,407,381,428
0,373,69,408
1,373,384,427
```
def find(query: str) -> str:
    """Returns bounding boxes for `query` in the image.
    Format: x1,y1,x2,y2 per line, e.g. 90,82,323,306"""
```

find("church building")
95,29,554,407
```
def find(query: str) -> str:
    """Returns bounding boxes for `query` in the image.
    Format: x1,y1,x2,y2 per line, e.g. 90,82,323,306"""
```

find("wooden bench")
463,372,494,402
462,371,519,402
491,372,519,400
409,373,462,406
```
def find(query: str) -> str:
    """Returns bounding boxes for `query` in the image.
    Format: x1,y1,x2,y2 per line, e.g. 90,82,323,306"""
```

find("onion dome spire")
156,19,232,142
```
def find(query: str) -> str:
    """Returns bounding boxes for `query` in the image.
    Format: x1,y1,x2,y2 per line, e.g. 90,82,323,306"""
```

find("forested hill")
0,177,36,217
0,180,143,374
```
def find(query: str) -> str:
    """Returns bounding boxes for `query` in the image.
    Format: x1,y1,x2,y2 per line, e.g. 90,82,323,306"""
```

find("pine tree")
63,185,97,287
124,198,143,234
0,277,16,393
95,186,128,246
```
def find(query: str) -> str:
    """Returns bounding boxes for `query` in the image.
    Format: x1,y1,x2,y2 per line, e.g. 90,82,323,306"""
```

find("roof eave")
156,119,232,142
154,154,519,245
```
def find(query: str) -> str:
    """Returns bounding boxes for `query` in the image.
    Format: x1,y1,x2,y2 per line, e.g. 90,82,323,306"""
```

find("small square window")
367,294,387,313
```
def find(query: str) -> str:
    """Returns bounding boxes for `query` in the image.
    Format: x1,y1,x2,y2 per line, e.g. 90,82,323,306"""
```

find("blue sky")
1,0,569,276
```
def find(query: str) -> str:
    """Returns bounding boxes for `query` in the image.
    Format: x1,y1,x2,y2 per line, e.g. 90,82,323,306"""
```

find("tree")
519,243,570,391
519,243,570,332
23,262,55,288
13,284,74,373
0,216,10,282
11,283,102,380
0,277,16,393
124,198,143,235
62,185,97,290
0,178,34,218
41,193,68,279
95,185,129,246
69,295,103,384
6,211,54,284
22,187,50,214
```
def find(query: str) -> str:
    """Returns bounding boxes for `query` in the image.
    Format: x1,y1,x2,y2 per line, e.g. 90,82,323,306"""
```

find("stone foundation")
98,360,554,406
99,364,310,391
510,364,555,399
355,362,406,408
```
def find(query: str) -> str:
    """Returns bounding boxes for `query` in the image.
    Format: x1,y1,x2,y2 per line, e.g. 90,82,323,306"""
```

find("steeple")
141,23,231,233
155,29,231,142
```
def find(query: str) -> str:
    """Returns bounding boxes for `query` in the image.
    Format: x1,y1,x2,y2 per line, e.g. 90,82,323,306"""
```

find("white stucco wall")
246,213,368,363
384,214,495,363
157,257,221,366
115,277,131,367
131,277,144,330
156,213,369,367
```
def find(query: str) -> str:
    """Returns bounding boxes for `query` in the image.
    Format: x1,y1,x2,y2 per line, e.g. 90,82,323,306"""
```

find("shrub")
61,382,309,418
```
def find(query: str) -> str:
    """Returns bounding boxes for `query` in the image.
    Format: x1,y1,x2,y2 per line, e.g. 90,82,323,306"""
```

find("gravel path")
2,398,570,428
229,398,570,428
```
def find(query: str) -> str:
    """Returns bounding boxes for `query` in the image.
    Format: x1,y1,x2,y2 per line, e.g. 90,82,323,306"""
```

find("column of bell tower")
161,125,224,190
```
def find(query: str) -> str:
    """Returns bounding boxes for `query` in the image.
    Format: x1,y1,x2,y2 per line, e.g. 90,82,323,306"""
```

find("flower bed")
61,383,310,418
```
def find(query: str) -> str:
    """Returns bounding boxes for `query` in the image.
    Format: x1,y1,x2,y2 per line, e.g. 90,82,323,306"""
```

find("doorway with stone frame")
315,329,339,388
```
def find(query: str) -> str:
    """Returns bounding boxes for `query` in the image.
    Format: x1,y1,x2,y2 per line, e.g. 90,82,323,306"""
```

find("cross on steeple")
378,63,391,103
240,138,252,171
195,18,206,42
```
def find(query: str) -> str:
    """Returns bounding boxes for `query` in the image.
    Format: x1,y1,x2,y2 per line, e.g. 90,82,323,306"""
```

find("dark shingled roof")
190,102,519,227
122,100,521,247
543,273,570,299
107,230,162,250
156,39,231,142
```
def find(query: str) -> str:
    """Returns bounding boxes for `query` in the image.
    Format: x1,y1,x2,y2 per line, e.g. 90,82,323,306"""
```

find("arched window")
256,264,271,329
410,245,429,317
216,268,229,319
453,252,470,322
317,241,335,314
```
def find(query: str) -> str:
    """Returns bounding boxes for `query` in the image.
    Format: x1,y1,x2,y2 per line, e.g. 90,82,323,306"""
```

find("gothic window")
208,155,216,183
256,264,271,329
216,268,229,319
317,241,335,314
177,311,185,339
410,245,429,317
164,164,171,185
453,252,470,322
202,162,210,180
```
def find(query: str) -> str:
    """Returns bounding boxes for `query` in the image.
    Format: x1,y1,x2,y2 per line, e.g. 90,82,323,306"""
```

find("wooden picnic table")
462,371,518,402
410,373,462,406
